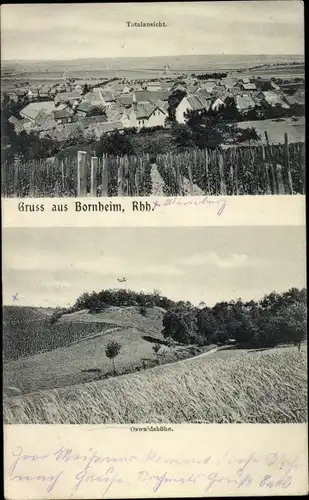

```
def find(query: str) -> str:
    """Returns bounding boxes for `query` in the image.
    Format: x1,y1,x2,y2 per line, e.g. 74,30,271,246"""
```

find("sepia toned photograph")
3,226,307,425
1,1,305,198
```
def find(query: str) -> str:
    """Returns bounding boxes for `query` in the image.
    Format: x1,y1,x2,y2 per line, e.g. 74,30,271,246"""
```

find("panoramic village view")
1,2,305,197
1,56,305,197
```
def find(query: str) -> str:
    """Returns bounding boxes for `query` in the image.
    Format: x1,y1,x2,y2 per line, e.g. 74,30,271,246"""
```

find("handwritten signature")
152,197,228,215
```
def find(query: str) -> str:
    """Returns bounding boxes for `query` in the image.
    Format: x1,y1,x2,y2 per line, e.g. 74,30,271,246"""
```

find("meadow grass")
4,346,307,424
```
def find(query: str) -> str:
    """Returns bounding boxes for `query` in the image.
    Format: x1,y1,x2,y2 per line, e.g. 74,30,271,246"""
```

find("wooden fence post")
261,145,272,195
90,156,98,197
264,131,279,194
276,164,286,194
300,144,306,194
101,155,109,196
29,162,35,197
117,156,124,196
234,147,239,195
187,151,194,195
134,156,140,196
284,133,293,194
2,163,7,197
77,151,87,197
218,150,227,195
13,163,19,197
204,148,209,194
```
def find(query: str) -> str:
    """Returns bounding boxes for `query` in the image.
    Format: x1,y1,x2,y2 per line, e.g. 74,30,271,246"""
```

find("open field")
4,345,307,424
1,55,304,89
236,117,305,144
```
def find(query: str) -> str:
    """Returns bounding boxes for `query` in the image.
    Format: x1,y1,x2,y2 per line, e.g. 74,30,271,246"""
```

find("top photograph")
1,1,305,198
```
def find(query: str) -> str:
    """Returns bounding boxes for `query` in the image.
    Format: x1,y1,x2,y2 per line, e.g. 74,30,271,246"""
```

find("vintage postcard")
1,1,307,499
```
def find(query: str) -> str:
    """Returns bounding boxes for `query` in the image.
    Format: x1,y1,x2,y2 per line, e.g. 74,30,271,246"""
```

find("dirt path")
69,326,121,345
182,176,205,196
150,164,166,195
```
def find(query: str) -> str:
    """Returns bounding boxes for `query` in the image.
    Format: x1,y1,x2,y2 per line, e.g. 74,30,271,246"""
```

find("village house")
54,90,83,107
149,90,171,102
116,94,134,108
240,77,251,85
113,82,132,94
8,115,20,127
221,77,237,89
286,88,305,107
199,80,218,93
175,90,212,124
33,114,58,136
84,88,115,108
20,101,59,122
52,108,74,125
128,102,168,129
211,92,234,112
82,115,108,127
133,90,152,104
262,91,290,109
27,88,38,101
13,118,35,134
37,85,52,99
239,82,257,92
15,88,28,100
85,120,124,140
104,102,132,128
170,82,187,93
146,81,162,91
8,92,19,103
234,94,256,113
75,101,93,118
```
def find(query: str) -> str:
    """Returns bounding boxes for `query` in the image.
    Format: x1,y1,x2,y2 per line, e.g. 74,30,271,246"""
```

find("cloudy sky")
3,226,306,308
1,2,304,60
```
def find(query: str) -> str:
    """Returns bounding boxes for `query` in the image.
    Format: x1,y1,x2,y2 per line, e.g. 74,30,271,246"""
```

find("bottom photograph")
3,226,307,425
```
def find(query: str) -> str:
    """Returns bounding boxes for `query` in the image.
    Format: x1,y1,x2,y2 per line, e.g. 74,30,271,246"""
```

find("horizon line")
1,53,305,63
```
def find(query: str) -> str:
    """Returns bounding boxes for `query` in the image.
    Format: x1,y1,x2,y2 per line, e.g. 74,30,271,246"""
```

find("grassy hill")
4,305,206,395
3,304,166,362
3,306,169,394
4,345,307,424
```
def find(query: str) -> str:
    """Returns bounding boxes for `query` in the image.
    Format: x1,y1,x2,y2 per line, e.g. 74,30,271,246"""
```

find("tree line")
52,287,307,351
162,287,307,350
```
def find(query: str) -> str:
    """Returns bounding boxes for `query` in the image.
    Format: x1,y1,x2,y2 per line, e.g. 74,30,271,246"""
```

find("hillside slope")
3,305,165,361
4,345,307,424
3,306,167,394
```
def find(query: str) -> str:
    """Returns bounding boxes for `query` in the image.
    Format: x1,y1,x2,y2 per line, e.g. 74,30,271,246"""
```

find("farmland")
3,305,206,394
4,345,307,424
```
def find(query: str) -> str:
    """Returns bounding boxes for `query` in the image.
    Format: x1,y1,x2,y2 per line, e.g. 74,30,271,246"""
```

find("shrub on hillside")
96,131,134,157
139,306,147,316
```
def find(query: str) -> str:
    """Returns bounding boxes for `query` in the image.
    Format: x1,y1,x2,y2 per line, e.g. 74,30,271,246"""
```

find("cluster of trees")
71,288,179,313
170,108,247,150
162,288,307,350
192,72,228,80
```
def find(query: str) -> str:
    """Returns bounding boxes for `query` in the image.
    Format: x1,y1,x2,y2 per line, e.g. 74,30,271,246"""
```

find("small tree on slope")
105,340,121,374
